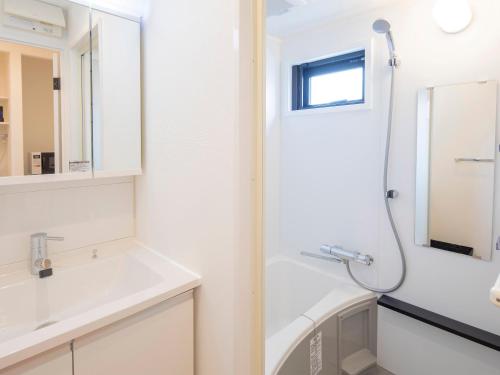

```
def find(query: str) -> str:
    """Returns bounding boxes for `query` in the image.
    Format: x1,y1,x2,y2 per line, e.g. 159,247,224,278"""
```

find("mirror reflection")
0,0,91,177
416,81,498,261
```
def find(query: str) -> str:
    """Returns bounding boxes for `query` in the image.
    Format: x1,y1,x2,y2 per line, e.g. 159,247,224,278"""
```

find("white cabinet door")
74,292,194,375
0,345,72,375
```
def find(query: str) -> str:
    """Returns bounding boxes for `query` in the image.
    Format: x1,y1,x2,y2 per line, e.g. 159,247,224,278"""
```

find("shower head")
373,19,391,34
372,19,397,62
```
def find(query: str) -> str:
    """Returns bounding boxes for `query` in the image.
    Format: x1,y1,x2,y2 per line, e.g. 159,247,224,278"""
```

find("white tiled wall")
0,177,135,266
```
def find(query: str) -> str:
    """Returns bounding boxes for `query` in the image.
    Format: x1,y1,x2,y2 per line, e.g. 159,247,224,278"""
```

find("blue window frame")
291,50,366,111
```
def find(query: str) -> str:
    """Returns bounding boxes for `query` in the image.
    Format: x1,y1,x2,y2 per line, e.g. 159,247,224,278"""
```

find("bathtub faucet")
320,245,374,266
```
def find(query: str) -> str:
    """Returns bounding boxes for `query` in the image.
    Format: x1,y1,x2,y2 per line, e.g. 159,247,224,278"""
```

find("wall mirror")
0,0,92,179
0,0,141,184
415,80,498,261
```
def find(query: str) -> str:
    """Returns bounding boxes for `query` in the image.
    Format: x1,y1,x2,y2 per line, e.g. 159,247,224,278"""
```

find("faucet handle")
31,233,64,242
47,236,64,241
30,233,62,278
35,258,52,269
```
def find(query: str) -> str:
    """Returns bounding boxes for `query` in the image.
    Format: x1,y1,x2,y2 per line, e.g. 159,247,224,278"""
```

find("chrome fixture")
31,233,64,278
372,19,400,67
301,245,373,266
335,20,407,293
320,245,374,266
454,158,495,163
300,250,342,263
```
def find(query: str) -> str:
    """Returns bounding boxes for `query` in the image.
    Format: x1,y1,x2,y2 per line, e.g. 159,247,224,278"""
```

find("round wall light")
432,0,473,33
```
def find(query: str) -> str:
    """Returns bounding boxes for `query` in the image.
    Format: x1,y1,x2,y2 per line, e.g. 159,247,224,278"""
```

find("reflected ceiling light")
432,0,473,33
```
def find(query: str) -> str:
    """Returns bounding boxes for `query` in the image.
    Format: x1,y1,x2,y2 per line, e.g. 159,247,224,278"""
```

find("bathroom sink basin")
0,239,200,370
0,249,161,342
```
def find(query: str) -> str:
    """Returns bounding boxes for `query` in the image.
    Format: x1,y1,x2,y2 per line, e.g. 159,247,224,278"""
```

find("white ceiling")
267,0,404,37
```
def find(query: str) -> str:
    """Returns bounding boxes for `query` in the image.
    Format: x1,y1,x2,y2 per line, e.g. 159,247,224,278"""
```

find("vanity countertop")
0,239,201,370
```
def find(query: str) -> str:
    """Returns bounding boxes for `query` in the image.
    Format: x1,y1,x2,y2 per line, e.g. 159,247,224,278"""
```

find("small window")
291,50,365,111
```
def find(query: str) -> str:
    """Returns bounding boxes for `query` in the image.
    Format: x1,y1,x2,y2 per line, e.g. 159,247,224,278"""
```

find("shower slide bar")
301,245,374,266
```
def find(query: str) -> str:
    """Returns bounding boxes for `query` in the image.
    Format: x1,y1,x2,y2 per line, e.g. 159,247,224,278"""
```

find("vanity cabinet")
0,292,194,375
73,291,194,375
0,345,72,375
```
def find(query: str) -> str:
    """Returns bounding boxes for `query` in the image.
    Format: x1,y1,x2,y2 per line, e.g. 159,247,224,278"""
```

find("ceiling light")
432,0,473,33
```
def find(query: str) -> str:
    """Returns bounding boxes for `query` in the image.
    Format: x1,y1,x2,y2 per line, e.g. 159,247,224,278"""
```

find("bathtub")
265,256,376,375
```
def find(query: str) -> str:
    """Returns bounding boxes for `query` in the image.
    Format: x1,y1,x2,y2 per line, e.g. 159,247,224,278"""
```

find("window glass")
309,67,364,106
292,50,365,110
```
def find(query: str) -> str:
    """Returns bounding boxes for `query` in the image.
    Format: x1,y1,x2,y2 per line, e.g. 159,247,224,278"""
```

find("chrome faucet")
301,244,374,266
320,245,374,266
31,233,64,278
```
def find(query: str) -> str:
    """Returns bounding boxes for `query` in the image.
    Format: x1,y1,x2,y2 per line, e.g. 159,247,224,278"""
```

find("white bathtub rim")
265,256,375,375
265,315,314,375
304,287,375,327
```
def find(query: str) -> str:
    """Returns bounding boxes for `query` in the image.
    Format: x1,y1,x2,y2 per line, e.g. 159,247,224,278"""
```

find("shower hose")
345,64,407,293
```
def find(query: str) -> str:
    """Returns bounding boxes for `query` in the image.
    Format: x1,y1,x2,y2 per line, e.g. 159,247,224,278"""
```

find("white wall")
0,177,135,267
269,0,500,374
136,1,259,374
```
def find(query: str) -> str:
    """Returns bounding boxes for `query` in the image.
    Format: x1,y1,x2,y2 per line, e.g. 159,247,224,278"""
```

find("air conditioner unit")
2,0,66,38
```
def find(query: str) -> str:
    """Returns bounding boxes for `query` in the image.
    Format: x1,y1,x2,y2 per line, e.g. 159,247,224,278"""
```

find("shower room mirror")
0,0,141,183
415,80,498,261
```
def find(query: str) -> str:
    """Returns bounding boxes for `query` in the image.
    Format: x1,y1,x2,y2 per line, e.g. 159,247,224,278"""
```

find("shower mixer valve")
300,245,373,266
320,245,374,266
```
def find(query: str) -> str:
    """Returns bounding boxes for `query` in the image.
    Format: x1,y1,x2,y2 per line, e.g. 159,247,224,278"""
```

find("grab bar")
300,251,342,263
454,158,495,163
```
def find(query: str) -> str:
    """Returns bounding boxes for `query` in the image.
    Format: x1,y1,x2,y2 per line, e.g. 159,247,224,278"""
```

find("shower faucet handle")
320,244,374,266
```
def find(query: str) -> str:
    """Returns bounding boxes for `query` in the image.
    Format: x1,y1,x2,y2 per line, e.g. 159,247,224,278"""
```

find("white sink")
0,239,200,370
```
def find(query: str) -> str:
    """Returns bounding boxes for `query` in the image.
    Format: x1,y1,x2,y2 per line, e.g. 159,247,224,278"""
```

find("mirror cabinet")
0,0,141,184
